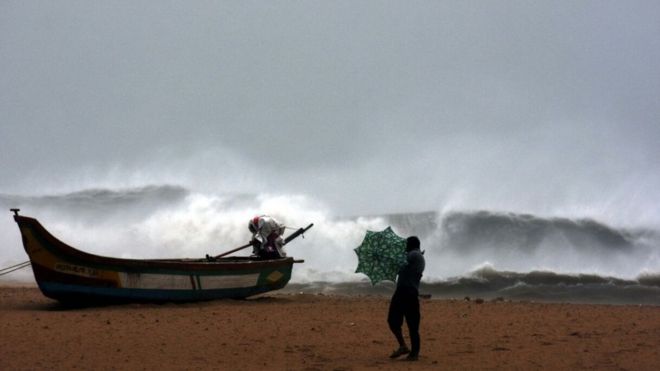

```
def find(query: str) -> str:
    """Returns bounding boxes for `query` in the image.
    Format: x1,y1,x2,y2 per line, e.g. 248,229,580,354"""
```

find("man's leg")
387,290,410,357
405,294,421,359
266,234,285,258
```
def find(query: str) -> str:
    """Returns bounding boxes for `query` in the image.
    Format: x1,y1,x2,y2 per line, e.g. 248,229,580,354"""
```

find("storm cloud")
1,1,659,219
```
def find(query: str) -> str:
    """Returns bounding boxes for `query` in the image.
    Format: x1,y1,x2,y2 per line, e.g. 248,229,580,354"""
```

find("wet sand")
1,285,659,370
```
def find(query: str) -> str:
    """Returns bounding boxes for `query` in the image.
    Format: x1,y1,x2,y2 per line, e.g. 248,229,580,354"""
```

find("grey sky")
1,1,659,218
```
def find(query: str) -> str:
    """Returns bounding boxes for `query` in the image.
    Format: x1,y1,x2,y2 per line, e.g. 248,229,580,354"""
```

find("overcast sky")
1,1,659,218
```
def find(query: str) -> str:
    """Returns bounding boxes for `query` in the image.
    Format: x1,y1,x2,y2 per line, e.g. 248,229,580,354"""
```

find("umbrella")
354,226,407,285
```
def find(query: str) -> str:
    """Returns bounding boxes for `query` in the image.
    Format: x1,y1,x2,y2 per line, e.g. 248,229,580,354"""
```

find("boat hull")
13,215,295,303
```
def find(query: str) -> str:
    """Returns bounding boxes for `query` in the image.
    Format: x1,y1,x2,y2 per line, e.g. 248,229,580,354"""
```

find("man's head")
406,236,420,252
248,216,261,233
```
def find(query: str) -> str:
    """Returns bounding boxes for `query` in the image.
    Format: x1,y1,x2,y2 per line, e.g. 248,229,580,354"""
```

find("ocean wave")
285,266,660,305
439,210,644,253
0,185,189,223
637,272,660,286
442,265,656,289
1,185,659,305
0,184,188,210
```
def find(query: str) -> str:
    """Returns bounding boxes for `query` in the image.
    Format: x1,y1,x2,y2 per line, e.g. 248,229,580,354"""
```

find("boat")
10,209,312,303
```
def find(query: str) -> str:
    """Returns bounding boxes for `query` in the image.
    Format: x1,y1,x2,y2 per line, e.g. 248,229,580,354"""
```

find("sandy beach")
1,285,658,370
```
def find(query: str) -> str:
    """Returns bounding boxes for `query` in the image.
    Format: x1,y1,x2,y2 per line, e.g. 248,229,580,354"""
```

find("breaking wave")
0,185,189,222
285,266,660,305
1,185,659,304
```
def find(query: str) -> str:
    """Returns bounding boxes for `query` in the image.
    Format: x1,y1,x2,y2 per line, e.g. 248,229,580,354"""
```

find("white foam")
2,187,659,284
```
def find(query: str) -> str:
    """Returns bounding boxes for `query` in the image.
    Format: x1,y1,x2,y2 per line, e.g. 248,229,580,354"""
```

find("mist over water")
0,186,387,282
2,185,659,304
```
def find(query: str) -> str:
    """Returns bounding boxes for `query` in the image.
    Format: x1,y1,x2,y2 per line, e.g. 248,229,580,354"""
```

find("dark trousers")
387,286,420,355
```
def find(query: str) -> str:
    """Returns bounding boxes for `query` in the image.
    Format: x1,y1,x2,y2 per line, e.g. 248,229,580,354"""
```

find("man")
388,236,425,361
248,215,286,259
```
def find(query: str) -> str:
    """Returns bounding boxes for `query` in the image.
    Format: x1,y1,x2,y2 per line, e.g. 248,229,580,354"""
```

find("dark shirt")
396,249,425,290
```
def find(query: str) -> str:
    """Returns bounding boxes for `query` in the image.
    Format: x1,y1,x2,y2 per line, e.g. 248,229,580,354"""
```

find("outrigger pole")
284,223,314,244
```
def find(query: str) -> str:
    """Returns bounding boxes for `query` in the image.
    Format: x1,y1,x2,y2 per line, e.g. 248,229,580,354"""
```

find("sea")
1,185,659,305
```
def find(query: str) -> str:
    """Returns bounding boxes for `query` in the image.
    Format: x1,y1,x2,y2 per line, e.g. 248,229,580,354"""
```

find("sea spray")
1,185,659,304
0,186,390,282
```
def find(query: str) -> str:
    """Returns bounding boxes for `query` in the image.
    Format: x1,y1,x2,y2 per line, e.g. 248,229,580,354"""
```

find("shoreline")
1,286,659,370
2,280,659,307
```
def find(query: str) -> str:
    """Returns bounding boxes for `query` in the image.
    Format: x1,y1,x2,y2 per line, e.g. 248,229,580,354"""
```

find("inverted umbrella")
354,226,407,285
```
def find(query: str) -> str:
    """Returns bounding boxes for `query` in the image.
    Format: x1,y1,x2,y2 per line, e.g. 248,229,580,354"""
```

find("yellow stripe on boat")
22,228,121,283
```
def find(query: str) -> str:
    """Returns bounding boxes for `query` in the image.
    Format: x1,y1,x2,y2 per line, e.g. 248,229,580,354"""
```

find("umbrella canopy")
354,226,407,285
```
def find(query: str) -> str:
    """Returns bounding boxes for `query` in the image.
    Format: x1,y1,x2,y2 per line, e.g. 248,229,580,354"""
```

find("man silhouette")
387,236,425,361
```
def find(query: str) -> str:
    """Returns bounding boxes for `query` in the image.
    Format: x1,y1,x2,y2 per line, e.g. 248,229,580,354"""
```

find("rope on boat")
0,261,30,276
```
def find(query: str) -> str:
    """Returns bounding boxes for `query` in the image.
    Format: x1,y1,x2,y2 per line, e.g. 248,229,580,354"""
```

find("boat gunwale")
14,215,294,273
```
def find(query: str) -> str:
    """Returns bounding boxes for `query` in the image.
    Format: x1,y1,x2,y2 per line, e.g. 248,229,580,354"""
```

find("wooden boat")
11,209,310,303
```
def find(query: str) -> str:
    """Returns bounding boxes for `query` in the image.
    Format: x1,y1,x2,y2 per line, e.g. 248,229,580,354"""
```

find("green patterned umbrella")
354,226,407,285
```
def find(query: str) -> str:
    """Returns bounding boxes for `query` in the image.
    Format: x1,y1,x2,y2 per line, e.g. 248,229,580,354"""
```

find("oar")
213,241,254,259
